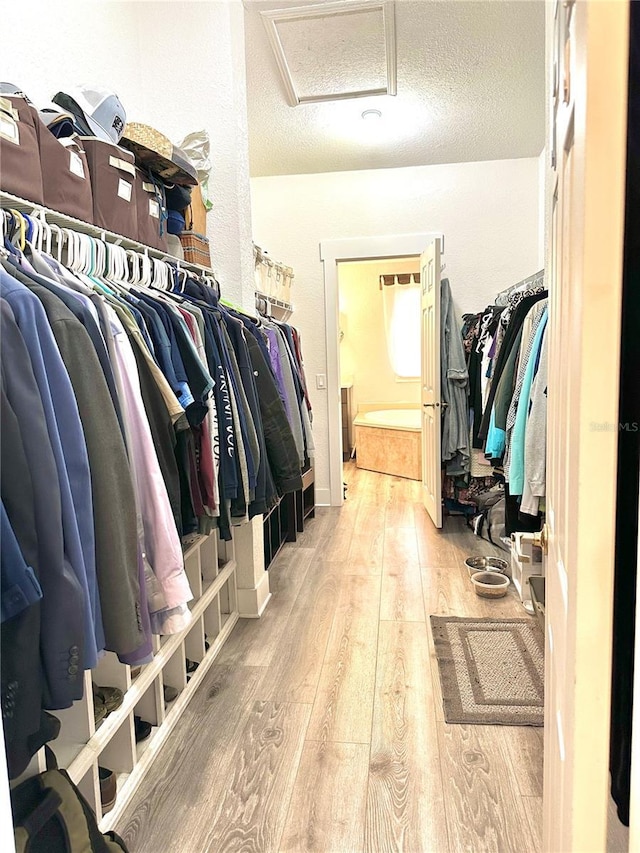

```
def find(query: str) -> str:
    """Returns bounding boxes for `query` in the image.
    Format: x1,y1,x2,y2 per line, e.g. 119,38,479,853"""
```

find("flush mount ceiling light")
361,109,382,120
261,1,397,107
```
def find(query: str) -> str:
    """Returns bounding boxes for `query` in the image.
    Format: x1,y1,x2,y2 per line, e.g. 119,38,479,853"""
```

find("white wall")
538,147,547,269
339,257,421,414
251,157,541,502
2,0,255,309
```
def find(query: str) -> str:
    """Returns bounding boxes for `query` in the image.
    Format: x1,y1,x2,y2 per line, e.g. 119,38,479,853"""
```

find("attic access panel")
261,1,397,106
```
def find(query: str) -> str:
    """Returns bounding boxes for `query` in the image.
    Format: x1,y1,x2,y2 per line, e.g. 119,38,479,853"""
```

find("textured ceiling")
244,0,545,177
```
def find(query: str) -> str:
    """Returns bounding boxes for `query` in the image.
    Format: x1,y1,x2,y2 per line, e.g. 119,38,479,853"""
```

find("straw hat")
120,122,197,186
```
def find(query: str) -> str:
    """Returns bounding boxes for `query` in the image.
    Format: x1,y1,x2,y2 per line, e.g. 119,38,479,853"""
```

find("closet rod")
494,268,545,303
0,189,217,280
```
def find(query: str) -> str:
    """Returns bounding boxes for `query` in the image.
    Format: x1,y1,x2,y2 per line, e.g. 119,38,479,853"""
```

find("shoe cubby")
184,537,204,604
97,716,136,819
185,616,206,673
93,651,131,694
49,671,95,768
163,643,188,696
204,597,222,642
16,527,240,833
77,764,100,820
219,575,238,633
217,530,234,571
134,678,164,729
200,531,219,587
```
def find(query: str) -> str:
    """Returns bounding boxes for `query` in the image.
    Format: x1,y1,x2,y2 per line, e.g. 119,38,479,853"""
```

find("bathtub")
353,408,422,480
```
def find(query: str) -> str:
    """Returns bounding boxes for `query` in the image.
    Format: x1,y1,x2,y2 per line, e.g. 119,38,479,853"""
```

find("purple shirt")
264,326,290,421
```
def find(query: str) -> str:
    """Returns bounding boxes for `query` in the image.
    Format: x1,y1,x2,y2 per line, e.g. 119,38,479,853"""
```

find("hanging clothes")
461,273,547,540
0,212,311,779
440,278,470,475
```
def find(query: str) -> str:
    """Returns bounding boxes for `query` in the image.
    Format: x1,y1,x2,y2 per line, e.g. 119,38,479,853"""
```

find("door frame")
320,233,441,506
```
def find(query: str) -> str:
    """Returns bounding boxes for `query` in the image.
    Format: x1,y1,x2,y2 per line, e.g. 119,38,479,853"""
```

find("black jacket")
244,332,302,495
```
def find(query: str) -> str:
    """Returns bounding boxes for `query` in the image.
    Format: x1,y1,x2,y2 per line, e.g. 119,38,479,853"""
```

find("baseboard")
315,487,331,506
237,571,272,618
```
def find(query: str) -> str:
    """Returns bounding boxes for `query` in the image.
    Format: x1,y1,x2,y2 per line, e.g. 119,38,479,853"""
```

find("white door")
420,238,442,528
544,1,629,850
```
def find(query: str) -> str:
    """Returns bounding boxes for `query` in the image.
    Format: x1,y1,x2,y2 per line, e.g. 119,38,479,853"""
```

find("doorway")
321,233,441,507
337,256,421,488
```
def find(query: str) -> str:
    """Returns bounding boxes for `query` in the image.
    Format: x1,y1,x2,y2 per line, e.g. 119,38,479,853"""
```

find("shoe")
99,766,116,813
185,658,199,674
94,700,108,726
93,684,124,714
134,716,152,743
164,685,179,703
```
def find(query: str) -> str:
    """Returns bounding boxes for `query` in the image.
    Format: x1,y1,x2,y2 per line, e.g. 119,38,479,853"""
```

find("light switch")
316,374,327,390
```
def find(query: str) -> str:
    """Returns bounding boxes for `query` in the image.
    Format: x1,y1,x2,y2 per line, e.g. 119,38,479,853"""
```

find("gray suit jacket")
24,282,145,657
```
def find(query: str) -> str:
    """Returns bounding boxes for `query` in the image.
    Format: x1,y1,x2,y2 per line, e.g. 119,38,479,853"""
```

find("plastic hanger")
8,209,26,250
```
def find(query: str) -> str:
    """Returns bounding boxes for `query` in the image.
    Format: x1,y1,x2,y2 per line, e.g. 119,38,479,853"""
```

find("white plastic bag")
177,130,212,209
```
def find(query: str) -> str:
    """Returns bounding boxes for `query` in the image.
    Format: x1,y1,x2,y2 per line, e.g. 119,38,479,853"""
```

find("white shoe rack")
14,529,238,831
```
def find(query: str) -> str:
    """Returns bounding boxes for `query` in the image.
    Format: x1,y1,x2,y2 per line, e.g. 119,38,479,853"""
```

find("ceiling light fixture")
361,109,382,121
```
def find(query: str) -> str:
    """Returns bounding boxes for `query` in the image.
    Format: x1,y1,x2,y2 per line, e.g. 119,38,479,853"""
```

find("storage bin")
510,531,544,612
272,263,284,300
528,575,545,631
40,133,93,223
179,229,211,268
81,137,138,240
135,169,168,252
279,265,294,304
260,256,275,297
0,94,44,204
254,245,265,293
185,183,207,236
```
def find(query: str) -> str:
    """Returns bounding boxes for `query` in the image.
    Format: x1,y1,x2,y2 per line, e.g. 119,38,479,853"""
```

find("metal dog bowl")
464,556,509,577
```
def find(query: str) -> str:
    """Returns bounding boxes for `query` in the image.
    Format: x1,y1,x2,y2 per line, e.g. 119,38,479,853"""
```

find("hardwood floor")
116,463,543,852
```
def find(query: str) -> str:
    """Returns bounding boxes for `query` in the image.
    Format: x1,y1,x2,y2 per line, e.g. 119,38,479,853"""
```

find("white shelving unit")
255,290,293,321
1,191,243,829
14,530,238,831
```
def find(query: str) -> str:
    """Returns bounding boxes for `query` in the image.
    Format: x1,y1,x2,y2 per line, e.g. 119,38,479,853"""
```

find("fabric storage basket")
0,94,44,204
40,133,94,223
278,265,294,304
254,245,265,293
81,137,138,240
135,168,168,251
259,256,275,297
179,229,210,267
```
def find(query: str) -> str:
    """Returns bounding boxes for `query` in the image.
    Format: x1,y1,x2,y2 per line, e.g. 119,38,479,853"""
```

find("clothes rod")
0,190,217,280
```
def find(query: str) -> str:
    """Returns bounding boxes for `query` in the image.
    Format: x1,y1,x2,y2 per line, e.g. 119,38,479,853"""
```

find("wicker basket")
179,229,211,268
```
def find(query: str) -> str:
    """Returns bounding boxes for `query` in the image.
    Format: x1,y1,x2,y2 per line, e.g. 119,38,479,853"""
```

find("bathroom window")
382,281,421,380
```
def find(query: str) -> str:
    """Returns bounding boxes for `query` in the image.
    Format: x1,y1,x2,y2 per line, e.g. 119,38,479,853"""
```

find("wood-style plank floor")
116,463,544,852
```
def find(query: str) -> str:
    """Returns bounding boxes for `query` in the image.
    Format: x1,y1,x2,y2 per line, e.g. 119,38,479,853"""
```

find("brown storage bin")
40,133,93,223
0,94,44,204
135,169,168,252
179,229,210,267
81,137,138,239
185,183,207,235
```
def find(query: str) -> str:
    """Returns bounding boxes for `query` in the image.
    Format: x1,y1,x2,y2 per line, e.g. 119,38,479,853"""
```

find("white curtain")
381,278,421,379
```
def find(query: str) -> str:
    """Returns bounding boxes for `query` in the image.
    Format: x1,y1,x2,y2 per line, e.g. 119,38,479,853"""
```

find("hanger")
36,215,53,256
126,249,142,287
0,210,10,259
8,209,26,250
48,224,64,263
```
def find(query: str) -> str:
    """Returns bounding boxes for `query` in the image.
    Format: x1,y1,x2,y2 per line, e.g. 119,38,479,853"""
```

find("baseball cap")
52,85,126,144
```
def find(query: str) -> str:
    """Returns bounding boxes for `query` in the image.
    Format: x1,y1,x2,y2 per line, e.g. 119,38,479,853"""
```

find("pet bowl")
464,556,509,577
470,571,510,598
